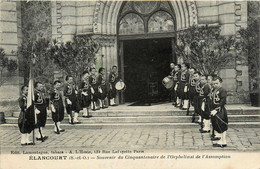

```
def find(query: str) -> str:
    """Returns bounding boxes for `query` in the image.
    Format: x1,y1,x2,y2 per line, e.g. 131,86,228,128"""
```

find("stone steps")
5,115,260,124
2,122,260,129
11,107,260,118
3,104,260,127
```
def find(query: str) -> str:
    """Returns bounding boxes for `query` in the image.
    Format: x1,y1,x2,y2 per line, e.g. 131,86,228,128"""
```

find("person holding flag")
18,85,36,145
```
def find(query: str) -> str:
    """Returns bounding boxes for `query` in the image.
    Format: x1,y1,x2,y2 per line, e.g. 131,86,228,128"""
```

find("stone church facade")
0,1,249,104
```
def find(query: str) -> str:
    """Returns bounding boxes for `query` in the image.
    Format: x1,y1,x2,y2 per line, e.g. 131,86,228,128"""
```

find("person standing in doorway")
174,64,181,107
168,62,175,103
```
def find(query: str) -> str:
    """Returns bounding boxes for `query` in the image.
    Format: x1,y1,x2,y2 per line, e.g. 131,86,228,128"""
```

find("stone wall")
51,1,95,42
50,1,249,103
49,0,249,103
0,1,21,115
196,1,249,103
0,0,250,117
51,1,117,77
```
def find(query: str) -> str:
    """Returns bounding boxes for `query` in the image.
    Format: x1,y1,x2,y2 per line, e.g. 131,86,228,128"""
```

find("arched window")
119,13,144,35
118,1,175,35
148,11,174,33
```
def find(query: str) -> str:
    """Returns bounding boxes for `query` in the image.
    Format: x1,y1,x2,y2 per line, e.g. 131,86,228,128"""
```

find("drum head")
162,77,173,89
115,81,126,90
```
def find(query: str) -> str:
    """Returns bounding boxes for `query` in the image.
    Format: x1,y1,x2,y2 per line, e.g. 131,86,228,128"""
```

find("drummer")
108,66,119,106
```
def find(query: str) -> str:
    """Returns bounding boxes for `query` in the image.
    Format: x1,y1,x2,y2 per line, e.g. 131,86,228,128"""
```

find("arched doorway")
117,1,177,103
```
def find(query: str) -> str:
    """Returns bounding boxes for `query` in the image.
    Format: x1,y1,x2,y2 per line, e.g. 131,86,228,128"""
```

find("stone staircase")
3,103,260,128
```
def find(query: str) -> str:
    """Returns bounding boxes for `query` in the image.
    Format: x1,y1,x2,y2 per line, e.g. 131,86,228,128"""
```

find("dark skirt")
200,98,211,120
109,85,117,99
90,86,98,102
188,86,196,105
179,82,188,99
80,92,91,107
51,102,64,122
193,95,200,115
170,81,177,102
18,106,35,134
176,83,181,98
212,107,228,133
35,106,47,128
66,95,80,113
97,85,108,100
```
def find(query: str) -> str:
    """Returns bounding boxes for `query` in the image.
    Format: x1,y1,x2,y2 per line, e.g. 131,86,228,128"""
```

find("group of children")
168,62,229,147
18,62,228,147
18,66,119,145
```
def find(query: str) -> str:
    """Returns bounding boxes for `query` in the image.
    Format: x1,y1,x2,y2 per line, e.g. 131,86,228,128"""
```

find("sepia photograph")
0,0,259,169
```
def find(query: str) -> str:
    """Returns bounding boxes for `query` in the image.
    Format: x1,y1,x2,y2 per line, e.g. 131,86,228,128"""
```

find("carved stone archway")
92,1,198,74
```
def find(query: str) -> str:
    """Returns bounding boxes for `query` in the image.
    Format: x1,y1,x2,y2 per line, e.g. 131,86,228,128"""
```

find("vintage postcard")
0,0,259,169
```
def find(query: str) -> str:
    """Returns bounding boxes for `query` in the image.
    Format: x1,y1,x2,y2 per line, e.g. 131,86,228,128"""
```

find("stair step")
4,115,260,124
1,122,260,129
11,108,260,118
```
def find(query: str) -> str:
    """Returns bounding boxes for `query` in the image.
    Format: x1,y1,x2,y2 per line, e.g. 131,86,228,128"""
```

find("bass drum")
162,76,173,89
115,80,126,91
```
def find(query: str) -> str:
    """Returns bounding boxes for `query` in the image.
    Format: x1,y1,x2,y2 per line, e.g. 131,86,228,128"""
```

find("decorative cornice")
78,33,116,47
